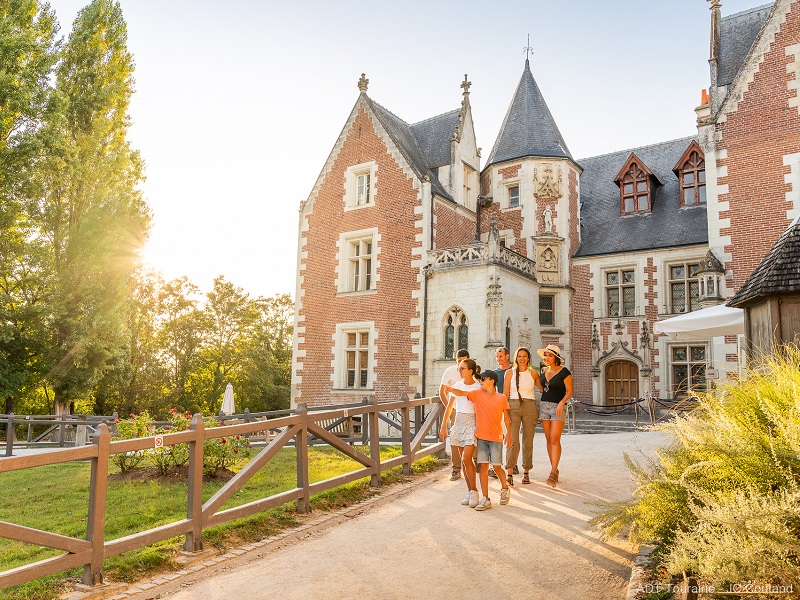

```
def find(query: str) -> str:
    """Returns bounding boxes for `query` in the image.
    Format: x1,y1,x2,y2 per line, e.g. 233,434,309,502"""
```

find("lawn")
0,445,444,600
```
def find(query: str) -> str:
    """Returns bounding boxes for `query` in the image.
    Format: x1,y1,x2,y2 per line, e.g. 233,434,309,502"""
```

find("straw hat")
537,344,563,360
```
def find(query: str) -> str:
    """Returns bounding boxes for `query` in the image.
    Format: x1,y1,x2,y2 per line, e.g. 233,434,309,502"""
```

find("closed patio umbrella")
221,383,235,415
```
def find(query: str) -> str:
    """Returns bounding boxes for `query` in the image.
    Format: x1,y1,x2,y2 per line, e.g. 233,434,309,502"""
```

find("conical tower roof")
484,59,572,170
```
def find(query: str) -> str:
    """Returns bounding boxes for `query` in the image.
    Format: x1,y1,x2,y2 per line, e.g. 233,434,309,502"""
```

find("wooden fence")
0,394,444,590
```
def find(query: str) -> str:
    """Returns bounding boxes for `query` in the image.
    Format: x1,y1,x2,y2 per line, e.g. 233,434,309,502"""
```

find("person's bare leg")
542,421,554,465
479,463,489,498
547,420,566,474
492,464,508,489
462,445,477,491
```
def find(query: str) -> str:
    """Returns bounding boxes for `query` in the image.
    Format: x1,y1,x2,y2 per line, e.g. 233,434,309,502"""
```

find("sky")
47,0,765,300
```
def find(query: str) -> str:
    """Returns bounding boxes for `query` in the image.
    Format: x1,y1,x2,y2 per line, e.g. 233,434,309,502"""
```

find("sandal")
546,470,558,488
506,474,514,486
522,472,531,484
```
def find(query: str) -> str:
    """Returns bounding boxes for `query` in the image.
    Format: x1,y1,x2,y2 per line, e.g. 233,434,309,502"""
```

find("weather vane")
523,34,534,60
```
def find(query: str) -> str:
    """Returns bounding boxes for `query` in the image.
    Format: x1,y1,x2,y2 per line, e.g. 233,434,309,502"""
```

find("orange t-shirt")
467,390,510,442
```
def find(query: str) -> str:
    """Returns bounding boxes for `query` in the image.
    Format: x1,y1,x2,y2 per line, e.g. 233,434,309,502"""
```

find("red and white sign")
154,436,164,448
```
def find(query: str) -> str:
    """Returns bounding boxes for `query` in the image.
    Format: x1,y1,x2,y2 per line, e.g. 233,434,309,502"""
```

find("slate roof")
573,136,709,258
728,216,800,307
484,60,572,170
367,98,457,201
717,3,774,87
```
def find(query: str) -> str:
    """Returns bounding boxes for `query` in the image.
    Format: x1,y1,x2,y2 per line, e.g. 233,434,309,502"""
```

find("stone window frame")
332,322,376,391
443,307,468,359
344,161,377,211
668,342,708,398
462,162,478,211
539,295,555,326
666,260,702,315
604,267,637,317
335,228,379,295
501,178,522,210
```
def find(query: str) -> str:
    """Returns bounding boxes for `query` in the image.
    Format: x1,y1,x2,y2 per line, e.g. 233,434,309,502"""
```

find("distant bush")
591,346,800,588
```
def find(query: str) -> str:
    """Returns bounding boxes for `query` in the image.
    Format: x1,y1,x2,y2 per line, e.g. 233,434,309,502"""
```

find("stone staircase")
571,418,647,434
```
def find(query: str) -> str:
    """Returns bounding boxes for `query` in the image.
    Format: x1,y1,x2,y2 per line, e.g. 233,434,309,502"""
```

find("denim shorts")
476,438,503,465
539,400,566,422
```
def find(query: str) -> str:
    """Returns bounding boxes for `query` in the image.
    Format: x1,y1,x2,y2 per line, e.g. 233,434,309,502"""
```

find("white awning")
653,304,744,340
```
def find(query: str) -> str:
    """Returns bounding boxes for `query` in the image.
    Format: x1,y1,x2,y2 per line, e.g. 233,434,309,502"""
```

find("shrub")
591,346,800,589
202,418,251,475
110,412,153,474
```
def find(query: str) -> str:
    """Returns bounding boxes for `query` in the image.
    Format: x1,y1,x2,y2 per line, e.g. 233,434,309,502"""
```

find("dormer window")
614,152,656,216
673,141,706,207
621,165,650,214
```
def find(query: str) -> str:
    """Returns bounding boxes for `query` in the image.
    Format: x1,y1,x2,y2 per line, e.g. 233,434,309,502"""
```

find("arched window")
458,314,469,352
505,318,512,351
444,315,455,360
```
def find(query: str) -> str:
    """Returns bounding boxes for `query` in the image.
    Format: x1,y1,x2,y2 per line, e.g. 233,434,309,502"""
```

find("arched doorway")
605,361,638,406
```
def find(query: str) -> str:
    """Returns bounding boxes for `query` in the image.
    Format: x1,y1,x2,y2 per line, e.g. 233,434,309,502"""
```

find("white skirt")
449,412,476,447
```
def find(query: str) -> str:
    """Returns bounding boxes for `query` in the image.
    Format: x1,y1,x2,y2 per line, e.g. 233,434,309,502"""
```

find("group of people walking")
438,345,573,511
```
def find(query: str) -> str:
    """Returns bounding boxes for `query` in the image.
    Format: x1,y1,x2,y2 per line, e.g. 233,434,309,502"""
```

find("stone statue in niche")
543,206,553,234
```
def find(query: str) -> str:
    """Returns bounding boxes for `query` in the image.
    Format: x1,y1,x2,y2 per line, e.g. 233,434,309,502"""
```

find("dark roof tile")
573,136,708,257
717,3,774,87
484,60,572,170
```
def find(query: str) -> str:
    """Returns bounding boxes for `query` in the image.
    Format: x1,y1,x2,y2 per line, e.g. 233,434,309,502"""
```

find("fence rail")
0,394,444,590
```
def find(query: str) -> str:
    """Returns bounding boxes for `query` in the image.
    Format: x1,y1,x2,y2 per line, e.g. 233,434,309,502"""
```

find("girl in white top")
503,347,543,485
439,359,482,507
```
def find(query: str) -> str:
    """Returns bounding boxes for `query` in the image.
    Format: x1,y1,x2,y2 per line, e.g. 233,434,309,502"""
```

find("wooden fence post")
57,413,67,447
400,394,411,476
4,413,13,457
184,414,205,552
83,423,110,585
360,397,369,446
369,396,381,488
295,403,311,513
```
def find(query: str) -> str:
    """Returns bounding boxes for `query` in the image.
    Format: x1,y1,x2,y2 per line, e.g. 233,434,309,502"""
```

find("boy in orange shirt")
444,370,511,510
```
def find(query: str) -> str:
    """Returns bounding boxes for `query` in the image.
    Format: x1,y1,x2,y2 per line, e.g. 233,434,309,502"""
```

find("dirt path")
164,431,667,600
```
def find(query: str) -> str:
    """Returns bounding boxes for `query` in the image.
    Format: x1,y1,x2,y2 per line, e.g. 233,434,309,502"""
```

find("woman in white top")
439,359,482,507
503,347,542,485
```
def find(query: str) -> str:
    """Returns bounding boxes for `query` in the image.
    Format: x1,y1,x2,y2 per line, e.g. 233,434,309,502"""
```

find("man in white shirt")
439,349,470,480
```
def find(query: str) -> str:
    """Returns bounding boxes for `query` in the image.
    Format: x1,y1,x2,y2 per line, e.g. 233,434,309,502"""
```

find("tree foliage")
0,1,293,418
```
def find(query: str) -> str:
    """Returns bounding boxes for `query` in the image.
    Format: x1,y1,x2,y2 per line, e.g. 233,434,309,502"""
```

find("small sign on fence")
154,436,164,449
706,368,719,379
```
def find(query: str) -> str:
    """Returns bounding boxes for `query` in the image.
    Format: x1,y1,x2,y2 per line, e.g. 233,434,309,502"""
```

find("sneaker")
468,490,479,508
461,491,472,506
450,470,461,481
475,497,492,511
488,469,498,478
513,465,519,475
500,487,510,505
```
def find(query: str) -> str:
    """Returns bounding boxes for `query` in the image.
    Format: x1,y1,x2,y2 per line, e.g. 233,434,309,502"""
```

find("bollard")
5,413,14,457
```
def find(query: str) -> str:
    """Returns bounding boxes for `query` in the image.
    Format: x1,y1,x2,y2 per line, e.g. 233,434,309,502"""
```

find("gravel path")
165,431,668,600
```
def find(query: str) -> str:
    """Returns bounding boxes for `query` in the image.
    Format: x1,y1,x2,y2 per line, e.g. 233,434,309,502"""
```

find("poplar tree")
0,0,59,414
38,0,150,413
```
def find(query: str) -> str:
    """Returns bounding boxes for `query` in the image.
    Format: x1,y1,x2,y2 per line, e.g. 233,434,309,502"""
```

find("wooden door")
605,361,639,406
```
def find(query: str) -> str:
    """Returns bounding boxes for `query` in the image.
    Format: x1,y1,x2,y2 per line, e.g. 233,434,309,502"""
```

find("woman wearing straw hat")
537,344,572,488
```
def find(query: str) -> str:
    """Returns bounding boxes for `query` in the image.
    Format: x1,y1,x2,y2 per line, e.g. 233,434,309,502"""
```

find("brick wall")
569,263,592,401
716,2,800,288
434,201,475,248
296,106,422,405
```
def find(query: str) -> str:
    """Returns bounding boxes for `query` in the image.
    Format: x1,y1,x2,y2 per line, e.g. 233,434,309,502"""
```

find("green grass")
0,445,445,599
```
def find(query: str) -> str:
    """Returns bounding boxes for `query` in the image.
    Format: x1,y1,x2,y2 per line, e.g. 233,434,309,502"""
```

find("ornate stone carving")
591,323,600,350
486,275,503,308
518,317,532,349
428,241,536,280
533,163,562,200
537,246,558,283
639,319,651,349
543,206,553,234
357,73,369,92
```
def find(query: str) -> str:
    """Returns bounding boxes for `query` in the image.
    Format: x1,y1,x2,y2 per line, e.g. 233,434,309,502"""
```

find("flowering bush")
202,418,251,474
591,347,800,589
111,412,153,473
148,410,193,474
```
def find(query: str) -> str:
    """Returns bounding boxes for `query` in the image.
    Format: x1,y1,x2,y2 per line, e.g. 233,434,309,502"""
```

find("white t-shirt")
440,363,461,407
451,380,481,414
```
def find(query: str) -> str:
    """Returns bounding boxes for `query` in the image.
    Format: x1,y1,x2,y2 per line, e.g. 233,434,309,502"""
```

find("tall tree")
0,0,60,414
37,0,150,413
